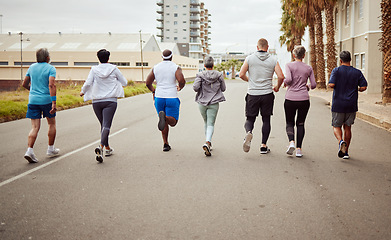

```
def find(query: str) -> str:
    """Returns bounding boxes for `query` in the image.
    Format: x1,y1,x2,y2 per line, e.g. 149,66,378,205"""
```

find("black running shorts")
245,93,275,117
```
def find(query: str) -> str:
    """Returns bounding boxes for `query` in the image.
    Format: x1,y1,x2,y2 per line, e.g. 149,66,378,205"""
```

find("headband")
162,53,173,59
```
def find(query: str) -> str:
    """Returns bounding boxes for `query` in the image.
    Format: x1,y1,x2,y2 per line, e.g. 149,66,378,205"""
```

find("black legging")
284,100,310,148
93,101,117,147
244,115,271,145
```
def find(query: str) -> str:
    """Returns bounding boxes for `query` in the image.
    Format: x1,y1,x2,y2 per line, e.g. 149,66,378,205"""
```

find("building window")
166,29,170,31
51,62,68,66
74,62,99,66
183,5,186,7
166,37,170,40
166,13,170,16
0,61,8,65
183,37,187,40
166,21,170,24
136,62,148,66
174,37,178,41
166,5,169,7
183,13,187,16
183,21,187,24
174,13,178,17
355,54,360,68
361,53,365,69
174,29,178,33
345,1,350,25
112,62,130,66
359,0,363,19
174,5,178,9
183,29,187,31
174,21,178,25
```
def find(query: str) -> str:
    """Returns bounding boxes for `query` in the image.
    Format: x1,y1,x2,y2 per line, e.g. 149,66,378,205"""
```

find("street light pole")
19,32,23,82
0,15,3,34
139,30,144,82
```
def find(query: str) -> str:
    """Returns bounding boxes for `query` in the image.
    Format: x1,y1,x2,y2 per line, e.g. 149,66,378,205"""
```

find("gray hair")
36,48,50,63
293,45,306,60
204,55,214,68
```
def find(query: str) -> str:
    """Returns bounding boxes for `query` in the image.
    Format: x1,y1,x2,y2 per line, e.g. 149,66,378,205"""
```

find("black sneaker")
338,140,347,158
95,146,103,163
260,146,270,154
158,111,166,131
163,143,171,152
203,144,211,156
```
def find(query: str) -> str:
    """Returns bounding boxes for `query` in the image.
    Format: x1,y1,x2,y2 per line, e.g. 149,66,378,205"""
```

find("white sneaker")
24,151,38,163
105,148,114,157
296,149,303,158
286,142,295,155
47,148,60,157
95,146,103,163
243,132,253,153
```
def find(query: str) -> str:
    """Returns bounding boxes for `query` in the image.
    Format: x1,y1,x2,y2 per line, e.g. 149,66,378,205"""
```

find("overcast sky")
0,0,300,66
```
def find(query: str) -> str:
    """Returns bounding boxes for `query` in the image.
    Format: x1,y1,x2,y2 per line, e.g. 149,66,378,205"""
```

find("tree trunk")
325,2,337,87
381,0,391,103
309,23,317,82
314,7,326,89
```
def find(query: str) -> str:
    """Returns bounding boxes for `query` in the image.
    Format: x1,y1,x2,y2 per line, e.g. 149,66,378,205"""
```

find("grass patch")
0,81,149,123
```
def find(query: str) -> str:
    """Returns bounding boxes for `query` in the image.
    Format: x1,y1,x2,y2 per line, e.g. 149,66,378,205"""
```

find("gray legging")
198,103,219,142
92,101,117,147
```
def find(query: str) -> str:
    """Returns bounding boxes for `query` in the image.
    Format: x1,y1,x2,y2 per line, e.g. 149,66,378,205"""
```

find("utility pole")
139,30,144,82
19,32,23,82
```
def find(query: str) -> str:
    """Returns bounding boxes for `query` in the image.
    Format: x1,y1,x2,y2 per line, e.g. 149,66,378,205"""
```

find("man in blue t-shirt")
328,51,368,159
22,48,60,163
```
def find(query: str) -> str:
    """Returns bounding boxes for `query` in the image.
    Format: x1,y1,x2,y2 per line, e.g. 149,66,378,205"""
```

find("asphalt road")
1,80,390,240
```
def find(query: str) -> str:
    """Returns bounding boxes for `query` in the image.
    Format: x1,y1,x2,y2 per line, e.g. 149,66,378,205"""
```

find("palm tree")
324,0,338,86
380,0,391,103
313,1,327,89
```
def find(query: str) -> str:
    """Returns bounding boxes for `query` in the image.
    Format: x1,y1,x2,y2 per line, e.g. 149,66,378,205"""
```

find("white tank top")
153,61,179,98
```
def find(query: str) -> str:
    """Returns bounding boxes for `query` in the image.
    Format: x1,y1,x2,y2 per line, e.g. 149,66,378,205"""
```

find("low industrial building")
0,33,198,90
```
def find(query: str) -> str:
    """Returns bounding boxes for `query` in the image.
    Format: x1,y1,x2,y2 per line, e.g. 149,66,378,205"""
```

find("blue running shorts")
26,103,56,119
154,97,180,120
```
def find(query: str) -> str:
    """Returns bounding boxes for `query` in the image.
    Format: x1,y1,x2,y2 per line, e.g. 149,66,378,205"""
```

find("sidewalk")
309,89,391,132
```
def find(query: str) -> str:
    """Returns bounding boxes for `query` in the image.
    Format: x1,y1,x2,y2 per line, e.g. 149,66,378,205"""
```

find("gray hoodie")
193,70,226,106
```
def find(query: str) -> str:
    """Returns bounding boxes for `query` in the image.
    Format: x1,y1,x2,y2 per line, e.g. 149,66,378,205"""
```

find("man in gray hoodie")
239,38,284,154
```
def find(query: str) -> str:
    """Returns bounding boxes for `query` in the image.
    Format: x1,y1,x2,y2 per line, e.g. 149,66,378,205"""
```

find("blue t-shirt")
329,65,367,113
26,62,56,105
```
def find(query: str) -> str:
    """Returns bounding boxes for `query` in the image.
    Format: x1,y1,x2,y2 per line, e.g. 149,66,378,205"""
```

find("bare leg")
46,117,56,146
161,116,177,144
333,126,343,142
28,119,41,148
343,124,352,152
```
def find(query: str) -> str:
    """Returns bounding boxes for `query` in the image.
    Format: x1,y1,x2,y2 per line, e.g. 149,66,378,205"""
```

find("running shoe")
203,144,211,156
24,151,38,163
95,146,103,163
286,142,295,155
296,149,303,158
343,152,350,159
260,146,270,154
163,143,171,152
208,142,212,151
158,111,166,131
47,148,60,157
105,148,114,157
243,131,253,152
338,140,347,158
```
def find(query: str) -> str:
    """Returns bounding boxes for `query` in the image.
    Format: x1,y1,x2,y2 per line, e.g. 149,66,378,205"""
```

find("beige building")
334,0,382,93
0,33,198,90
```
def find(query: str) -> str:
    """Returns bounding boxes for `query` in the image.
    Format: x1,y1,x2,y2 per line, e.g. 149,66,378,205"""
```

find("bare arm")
175,67,186,91
239,60,249,82
273,62,285,92
146,69,156,93
328,83,335,88
22,76,31,90
48,76,57,114
359,86,367,92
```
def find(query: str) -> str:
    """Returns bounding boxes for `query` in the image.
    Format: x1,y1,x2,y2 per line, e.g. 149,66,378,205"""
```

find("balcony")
190,23,200,29
190,7,200,13
190,31,200,37
156,16,164,22
157,0,163,6
156,7,163,14
157,23,164,29
190,16,200,21
190,0,200,6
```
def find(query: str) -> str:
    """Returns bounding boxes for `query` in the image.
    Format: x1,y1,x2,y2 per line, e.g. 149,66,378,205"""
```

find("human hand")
273,86,280,92
80,92,84,97
306,85,310,91
49,102,57,114
177,85,181,91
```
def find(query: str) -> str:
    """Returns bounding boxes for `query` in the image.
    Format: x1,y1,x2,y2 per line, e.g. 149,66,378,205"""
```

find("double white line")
0,128,128,188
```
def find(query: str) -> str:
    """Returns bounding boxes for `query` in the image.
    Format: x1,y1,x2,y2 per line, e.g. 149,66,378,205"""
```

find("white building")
156,0,211,68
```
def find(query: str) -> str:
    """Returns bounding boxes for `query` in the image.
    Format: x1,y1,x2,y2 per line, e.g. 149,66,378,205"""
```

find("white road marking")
0,128,128,188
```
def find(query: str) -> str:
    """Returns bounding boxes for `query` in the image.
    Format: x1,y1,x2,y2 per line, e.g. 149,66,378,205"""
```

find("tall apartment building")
156,0,211,66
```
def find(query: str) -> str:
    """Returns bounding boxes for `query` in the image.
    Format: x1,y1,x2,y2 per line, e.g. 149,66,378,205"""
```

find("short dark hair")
36,48,49,63
340,51,351,63
204,55,214,68
293,45,306,60
97,49,110,63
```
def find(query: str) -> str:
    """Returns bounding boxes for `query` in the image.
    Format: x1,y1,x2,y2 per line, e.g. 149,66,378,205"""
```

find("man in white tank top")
146,49,186,151
239,38,285,154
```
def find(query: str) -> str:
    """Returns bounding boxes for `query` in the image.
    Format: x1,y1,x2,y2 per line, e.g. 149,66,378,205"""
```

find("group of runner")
22,38,367,163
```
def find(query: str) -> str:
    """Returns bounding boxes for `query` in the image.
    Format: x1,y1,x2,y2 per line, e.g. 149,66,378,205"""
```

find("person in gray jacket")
193,56,226,156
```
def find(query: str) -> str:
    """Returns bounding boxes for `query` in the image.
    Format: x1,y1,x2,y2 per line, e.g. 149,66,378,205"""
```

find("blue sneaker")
338,140,347,158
